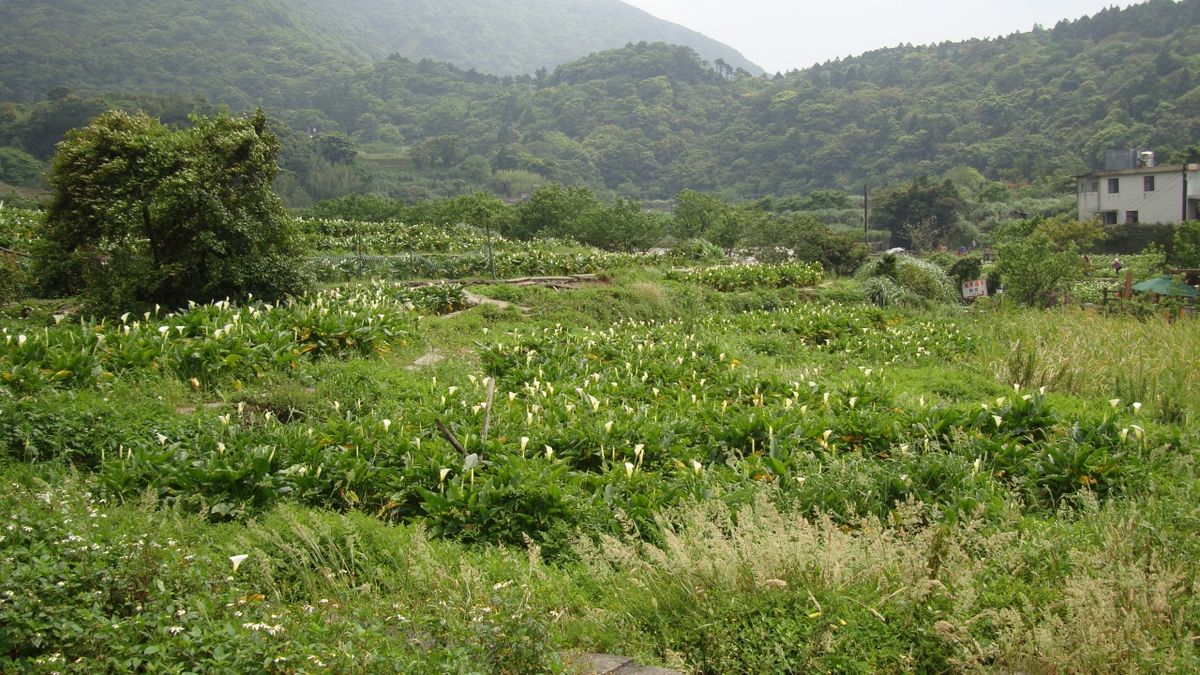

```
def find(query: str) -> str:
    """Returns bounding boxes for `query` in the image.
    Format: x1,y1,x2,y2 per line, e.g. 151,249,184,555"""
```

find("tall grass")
984,308,1200,423
575,486,1200,673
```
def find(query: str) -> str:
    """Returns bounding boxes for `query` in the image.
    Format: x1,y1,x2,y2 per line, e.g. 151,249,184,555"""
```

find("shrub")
995,232,1082,306
856,254,956,304
34,109,310,315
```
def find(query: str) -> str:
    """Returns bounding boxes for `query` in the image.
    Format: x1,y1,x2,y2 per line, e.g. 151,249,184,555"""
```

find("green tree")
995,231,1082,306
747,213,869,274
35,109,309,313
576,198,664,252
0,147,44,186
672,189,746,251
513,183,600,240
873,178,966,251
314,131,358,164
1172,221,1200,268
1035,214,1106,250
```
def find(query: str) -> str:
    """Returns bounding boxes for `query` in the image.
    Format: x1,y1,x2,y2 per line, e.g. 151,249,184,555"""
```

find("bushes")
856,253,956,305
995,232,1082,306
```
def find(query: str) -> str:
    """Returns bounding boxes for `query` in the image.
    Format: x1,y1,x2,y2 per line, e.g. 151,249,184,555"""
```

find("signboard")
962,279,988,299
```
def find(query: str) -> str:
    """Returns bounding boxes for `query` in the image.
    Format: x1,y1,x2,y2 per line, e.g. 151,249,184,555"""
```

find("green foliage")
996,231,1083,306
0,283,430,394
856,254,957,305
760,189,854,212
666,262,824,292
746,213,870,275
509,183,664,251
671,190,738,249
1036,214,1106,250
304,193,406,222
861,276,920,308
947,254,984,285
0,207,37,303
4,3,1198,201
512,183,600,240
874,178,966,251
0,147,42,186
0,253,31,304
2,250,1197,671
408,191,516,235
670,237,724,261
34,110,309,314
0,1,757,104
0,477,559,671
574,197,666,252
1171,221,1200,268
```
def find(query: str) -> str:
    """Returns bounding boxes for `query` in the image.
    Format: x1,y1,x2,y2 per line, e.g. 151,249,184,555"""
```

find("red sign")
962,279,988,299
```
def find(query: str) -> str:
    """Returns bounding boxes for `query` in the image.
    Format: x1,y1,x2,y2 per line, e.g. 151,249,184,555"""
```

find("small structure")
1131,275,1199,298
1076,152,1199,225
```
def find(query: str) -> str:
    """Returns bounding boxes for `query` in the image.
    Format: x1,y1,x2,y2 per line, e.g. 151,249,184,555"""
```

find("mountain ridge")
1,0,1198,204
0,0,761,105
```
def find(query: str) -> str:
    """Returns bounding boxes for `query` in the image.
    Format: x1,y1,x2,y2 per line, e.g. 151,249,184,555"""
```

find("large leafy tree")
873,178,967,250
35,109,309,313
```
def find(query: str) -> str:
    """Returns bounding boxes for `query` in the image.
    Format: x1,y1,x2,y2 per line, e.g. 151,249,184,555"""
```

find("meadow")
1,212,1198,673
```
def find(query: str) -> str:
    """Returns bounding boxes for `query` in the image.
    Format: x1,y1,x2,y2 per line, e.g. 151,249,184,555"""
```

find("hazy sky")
623,0,1140,73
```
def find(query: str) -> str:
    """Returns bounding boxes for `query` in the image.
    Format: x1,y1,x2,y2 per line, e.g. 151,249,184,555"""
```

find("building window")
1125,211,1139,224
1144,176,1155,191
1108,178,1120,193
1102,211,1118,225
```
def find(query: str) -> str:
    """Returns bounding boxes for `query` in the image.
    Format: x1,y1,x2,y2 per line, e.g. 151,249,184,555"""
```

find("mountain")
0,0,760,105
2,0,1198,204
294,0,762,77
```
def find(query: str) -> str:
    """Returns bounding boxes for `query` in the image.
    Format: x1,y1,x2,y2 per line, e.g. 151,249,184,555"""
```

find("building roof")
1076,163,1200,179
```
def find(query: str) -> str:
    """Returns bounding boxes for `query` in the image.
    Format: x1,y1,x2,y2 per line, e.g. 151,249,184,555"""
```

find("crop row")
666,262,824,291
296,218,496,254
0,283,464,393
311,249,658,282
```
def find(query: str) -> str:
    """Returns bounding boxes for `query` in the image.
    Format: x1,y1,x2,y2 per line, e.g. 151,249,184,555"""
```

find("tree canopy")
1,1,1198,203
35,109,309,313
873,178,967,250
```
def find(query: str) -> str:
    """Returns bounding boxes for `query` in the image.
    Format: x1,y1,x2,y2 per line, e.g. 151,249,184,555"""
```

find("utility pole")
1184,165,1190,222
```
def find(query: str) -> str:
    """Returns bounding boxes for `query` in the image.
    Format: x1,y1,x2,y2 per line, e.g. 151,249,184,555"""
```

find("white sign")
962,279,988,299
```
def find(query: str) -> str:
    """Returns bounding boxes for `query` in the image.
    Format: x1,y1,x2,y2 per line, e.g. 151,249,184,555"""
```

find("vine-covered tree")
34,109,309,313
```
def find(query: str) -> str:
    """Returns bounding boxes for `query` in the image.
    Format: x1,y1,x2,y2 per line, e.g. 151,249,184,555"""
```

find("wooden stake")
480,377,496,445
436,419,467,456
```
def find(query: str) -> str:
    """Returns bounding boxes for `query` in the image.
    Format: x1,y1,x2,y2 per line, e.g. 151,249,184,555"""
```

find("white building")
1077,162,1199,225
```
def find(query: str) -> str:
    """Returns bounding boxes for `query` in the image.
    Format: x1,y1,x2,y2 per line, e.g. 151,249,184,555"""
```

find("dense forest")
0,0,759,104
1,0,1198,204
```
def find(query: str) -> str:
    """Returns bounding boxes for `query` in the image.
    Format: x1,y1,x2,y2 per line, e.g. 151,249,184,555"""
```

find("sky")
622,0,1141,73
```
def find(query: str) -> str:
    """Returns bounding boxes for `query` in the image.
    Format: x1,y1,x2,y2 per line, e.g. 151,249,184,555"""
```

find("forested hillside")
1,0,1198,203
0,0,759,105
295,0,761,77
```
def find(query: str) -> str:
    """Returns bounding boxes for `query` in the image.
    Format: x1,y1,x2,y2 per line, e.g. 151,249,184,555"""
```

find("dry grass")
575,491,1200,673
983,308,1200,422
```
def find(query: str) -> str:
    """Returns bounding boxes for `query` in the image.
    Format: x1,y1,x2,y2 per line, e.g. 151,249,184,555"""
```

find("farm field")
2,215,1199,672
